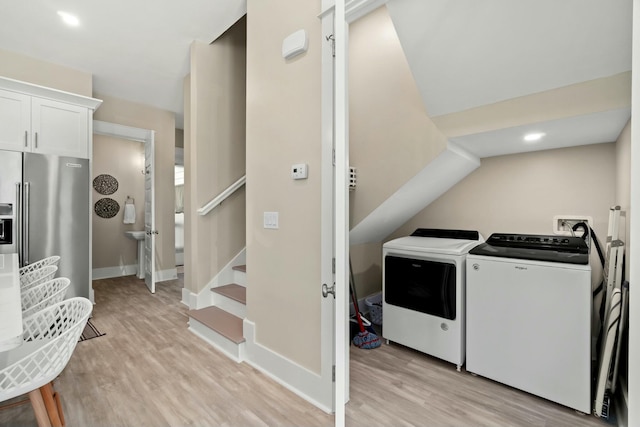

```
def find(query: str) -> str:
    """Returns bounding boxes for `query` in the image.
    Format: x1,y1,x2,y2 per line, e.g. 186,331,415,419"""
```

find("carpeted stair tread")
211,283,246,304
232,264,246,273
188,307,245,344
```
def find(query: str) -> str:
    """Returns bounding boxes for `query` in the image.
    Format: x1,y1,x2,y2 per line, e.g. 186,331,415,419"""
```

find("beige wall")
0,48,92,96
432,72,631,138
185,17,247,294
93,94,176,273
349,6,448,227
616,119,631,279
392,143,615,241
348,6,448,297
354,144,617,297
92,135,145,268
246,0,322,373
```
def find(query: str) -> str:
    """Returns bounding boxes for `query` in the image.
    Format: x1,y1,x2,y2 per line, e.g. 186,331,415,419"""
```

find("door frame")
93,120,156,292
327,2,389,426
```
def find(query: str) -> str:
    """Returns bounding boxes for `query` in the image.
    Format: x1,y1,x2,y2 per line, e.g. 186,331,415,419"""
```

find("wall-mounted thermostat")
282,30,308,60
291,163,308,180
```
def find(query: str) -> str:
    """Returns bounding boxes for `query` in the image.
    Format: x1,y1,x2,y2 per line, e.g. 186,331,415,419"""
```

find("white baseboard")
92,265,178,283
175,251,184,266
188,318,245,363
182,288,195,307
156,268,178,282
191,248,246,309
242,319,332,414
92,264,137,280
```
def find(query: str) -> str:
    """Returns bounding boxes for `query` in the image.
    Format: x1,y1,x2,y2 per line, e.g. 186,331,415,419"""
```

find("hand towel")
123,203,136,224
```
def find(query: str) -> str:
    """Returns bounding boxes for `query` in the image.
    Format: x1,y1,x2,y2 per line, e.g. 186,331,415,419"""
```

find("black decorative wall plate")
93,174,119,195
94,198,120,219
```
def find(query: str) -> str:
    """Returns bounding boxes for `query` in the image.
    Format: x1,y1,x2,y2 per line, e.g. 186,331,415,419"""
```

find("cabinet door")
31,98,88,158
0,89,30,152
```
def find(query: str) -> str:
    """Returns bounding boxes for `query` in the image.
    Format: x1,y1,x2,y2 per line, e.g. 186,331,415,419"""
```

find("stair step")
188,307,245,344
211,283,246,304
232,264,246,273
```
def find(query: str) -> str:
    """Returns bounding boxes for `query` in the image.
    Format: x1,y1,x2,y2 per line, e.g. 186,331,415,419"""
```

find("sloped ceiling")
386,0,632,157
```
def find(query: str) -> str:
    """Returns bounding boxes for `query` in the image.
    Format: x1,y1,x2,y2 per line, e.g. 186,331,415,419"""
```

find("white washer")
383,229,483,371
466,233,591,413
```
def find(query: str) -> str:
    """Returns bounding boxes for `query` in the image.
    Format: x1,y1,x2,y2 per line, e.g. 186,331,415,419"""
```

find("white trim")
197,175,246,216
0,76,102,110
319,0,388,22
335,1,350,426
156,268,178,282
630,2,639,425
93,120,153,142
189,248,246,309
91,266,176,283
349,142,480,245
320,0,337,415
242,319,332,414
189,319,245,362
92,264,138,280
182,288,196,307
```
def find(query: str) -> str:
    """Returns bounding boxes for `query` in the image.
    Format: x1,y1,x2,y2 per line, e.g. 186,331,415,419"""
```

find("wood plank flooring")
0,275,609,426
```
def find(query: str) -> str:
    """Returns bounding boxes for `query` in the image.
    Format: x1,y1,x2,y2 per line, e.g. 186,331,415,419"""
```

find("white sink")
125,231,146,241
124,231,146,279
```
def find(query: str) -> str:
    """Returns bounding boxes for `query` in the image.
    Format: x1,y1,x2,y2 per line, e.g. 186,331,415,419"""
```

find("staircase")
188,264,246,362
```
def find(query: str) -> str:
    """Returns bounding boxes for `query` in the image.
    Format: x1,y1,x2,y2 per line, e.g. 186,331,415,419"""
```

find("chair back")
19,265,58,292
19,256,61,276
0,297,92,402
21,278,71,318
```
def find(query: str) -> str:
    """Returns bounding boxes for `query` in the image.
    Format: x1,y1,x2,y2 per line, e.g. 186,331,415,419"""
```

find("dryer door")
385,255,457,320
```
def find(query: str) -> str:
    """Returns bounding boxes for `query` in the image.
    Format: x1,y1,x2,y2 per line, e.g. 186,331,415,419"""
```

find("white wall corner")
349,142,480,245
242,319,333,414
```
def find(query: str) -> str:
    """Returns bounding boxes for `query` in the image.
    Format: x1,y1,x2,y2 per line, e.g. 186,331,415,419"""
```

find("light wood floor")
0,275,609,426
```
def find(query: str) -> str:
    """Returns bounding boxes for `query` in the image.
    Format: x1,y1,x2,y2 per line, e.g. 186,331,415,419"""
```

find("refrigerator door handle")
15,182,23,266
24,182,29,266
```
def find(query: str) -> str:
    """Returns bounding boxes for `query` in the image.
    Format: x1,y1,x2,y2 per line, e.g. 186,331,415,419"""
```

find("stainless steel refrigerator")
0,151,90,298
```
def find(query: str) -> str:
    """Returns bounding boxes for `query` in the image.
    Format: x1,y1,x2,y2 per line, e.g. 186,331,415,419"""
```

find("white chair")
21,278,71,319
19,256,61,277
20,266,58,292
0,297,92,427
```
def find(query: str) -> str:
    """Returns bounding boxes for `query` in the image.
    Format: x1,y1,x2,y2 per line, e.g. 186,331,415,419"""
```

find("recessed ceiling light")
57,11,80,27
523,132,546,142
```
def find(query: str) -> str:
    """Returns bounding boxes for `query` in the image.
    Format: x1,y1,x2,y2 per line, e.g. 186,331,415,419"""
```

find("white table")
0,254,22,352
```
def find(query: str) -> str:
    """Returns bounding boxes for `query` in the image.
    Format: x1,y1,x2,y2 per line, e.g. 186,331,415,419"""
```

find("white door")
144,133,156,293
328,1,349,426
320,1,338,418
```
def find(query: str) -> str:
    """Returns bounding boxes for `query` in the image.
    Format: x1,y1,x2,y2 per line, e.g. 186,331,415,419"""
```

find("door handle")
24,182,30,265
322,283,335,299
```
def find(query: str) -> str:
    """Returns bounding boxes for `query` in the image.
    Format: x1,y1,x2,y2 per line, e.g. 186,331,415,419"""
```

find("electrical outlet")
552,215,593,236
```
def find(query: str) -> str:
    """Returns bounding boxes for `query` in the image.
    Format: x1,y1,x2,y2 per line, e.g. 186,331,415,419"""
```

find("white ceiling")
386,0,633,157
0,1,247,129
0,1,632,156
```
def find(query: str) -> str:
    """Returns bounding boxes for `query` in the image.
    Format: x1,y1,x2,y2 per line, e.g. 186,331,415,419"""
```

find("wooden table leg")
40,383,63,427
28,389,52,427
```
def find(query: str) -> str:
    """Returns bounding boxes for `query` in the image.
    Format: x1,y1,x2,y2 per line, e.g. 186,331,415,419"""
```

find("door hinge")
332,365,336,382
332,257,335,274
332,148,335,166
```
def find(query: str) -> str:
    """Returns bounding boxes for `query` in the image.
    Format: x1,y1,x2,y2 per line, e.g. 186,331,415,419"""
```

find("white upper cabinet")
32,98,89,157
0,77,101,159
0,89,30,152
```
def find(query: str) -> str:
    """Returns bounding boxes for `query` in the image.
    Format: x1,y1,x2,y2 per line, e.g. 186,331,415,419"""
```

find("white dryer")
383,229,483,371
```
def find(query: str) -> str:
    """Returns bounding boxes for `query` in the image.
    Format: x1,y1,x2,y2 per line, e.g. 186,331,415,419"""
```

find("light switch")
264,212,279,229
